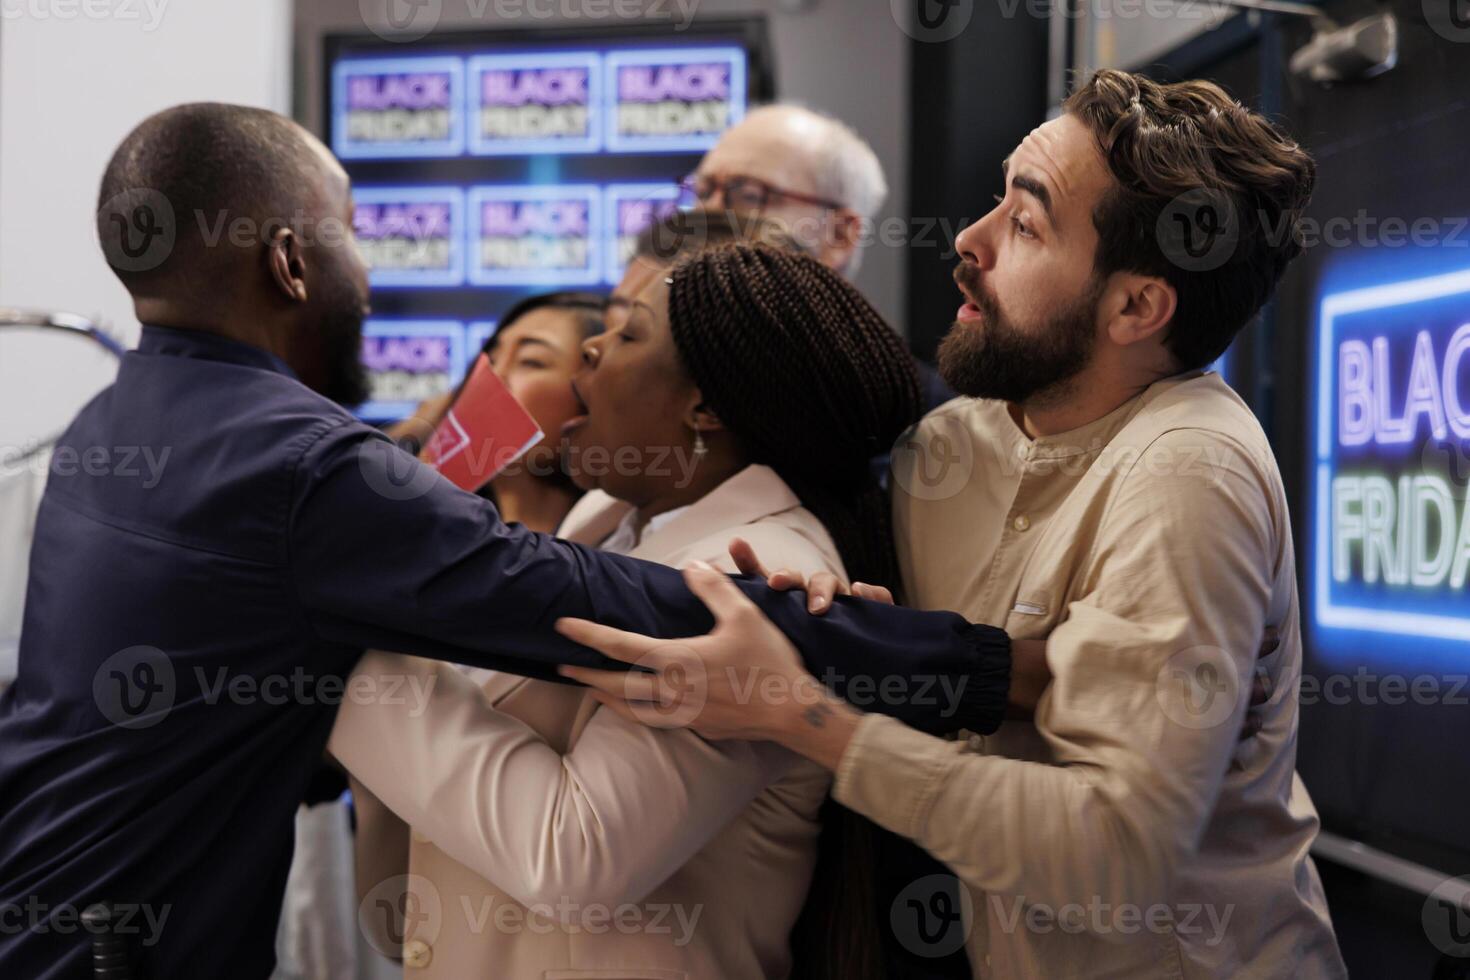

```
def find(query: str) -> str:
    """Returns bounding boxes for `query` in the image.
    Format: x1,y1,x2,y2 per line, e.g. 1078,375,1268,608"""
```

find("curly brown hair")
1063,69,1316,370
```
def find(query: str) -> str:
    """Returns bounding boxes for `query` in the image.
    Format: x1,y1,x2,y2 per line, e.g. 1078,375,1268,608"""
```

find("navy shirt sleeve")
289,421,1010,735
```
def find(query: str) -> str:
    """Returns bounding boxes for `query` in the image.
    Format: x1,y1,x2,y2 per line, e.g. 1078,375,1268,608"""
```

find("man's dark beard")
938,263,1100,404
317,279,371,408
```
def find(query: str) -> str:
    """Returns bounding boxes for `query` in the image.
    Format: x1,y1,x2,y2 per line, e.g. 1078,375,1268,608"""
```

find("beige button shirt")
834,373,1346,979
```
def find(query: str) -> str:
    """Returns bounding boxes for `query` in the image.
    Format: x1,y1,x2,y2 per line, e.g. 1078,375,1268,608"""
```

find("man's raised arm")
288,424,1010,735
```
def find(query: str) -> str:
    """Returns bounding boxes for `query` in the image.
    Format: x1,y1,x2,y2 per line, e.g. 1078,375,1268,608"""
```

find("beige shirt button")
1012,515,1031,531
403,939,432,969
967,733,985,751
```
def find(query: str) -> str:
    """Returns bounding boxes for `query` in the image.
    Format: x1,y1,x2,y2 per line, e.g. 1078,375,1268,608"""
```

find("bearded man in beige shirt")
564,69,1346,978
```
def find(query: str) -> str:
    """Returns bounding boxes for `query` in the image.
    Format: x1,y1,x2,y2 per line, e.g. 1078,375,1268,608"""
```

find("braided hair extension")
667,241,923,980
666,241,922,593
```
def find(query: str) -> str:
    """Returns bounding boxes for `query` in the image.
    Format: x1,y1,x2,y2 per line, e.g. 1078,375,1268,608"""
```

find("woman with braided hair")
569,239,919,591
656,241,928,980
329,239,921,979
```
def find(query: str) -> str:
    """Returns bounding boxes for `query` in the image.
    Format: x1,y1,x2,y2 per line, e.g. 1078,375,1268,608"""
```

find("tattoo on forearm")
802,702,835,729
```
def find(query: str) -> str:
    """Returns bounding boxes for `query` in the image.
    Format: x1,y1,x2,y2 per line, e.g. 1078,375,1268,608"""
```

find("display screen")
1310,258,1470,663
325,23,770,420
1268,59,1470,877
357,319,467,421
352,186,466,288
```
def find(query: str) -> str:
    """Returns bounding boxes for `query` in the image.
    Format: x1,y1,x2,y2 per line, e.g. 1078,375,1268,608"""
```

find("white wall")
292,0,911,327
0,0,294,454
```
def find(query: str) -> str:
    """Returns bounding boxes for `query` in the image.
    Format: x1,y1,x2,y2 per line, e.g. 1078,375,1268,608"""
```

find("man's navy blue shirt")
0,325,1006,978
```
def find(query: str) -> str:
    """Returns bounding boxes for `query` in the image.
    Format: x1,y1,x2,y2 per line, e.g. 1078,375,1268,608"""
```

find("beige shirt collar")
557,463,804,561
991,377,1177,463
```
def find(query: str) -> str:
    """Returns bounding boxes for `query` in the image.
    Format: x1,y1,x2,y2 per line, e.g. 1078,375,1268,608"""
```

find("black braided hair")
669,240,923,980
666,241,922,592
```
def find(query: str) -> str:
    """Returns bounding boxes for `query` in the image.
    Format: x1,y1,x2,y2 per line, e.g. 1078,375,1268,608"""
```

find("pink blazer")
329,465,845,979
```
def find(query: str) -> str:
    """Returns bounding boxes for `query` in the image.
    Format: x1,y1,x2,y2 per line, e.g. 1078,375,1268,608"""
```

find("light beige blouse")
329,464,843,980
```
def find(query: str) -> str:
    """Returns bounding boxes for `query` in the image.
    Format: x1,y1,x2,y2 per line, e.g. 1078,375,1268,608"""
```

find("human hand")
726,537,895,615
556,560,857,763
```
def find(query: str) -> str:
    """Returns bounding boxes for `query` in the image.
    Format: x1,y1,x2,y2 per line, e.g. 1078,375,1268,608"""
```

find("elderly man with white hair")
680,103,955,412
679,103,887,275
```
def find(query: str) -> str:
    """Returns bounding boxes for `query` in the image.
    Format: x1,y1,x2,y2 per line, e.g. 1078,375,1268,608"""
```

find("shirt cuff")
833,713,963,841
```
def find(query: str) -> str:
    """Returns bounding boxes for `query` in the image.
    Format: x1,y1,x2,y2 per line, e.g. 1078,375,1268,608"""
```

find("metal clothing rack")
0,307,128,357
0,309,127,466
2,310,128,694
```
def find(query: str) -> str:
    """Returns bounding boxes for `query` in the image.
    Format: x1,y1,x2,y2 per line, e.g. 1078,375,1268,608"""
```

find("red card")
422,353,543,492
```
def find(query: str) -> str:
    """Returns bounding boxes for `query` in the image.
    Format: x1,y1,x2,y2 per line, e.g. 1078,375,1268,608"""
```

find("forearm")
818,607,1253,917
750,630,1203,918
742,586,1011,734
314,544,1010,735
330,654,635,905
297,429,1013,731
1006,638,1051,719
330,652,782,909
769,638,1039,771
831,714,1180,917
768,686,866,772
763,692,1181,912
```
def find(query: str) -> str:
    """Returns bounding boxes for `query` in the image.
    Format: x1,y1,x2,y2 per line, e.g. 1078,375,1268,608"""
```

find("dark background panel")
1274,0,1470,867
904,3,1051,364
1155,5,1470,971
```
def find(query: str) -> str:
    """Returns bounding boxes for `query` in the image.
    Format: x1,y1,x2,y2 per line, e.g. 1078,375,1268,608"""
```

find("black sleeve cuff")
740,580,1014,737
954,623,1011,735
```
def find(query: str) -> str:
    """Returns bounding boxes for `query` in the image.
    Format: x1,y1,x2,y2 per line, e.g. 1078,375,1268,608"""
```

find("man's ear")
268,226,309,304
1104,272,1176,347
820,208,863,272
